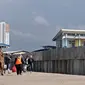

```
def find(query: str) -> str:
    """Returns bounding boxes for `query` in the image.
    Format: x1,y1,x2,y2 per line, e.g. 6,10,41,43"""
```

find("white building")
0,22,10,47
53,29,85,48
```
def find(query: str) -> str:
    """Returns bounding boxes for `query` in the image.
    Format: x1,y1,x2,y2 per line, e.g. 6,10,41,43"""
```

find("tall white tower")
0,22,10,46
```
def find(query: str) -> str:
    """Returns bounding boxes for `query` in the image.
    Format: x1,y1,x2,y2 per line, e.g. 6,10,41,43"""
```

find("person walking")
7,56,11,74
0,47,4,76
4,54,11,74
25,56,29,71
14,54,24,75
28,55,34,72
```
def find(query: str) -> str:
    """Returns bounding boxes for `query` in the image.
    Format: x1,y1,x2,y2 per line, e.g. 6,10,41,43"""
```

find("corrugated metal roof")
61,29,85,32
52,29,85,41
42,45,56,49
3,50,29,54
32,49,48,52
0,43,10,47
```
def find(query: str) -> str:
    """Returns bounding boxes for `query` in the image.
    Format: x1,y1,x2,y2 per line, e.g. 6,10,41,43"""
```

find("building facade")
0,22,10,46
53,29,85,48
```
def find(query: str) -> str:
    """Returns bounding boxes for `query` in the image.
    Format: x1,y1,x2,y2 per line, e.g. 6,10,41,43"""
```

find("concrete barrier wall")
33,59,85,75
56,47,85,60
33,47,85,75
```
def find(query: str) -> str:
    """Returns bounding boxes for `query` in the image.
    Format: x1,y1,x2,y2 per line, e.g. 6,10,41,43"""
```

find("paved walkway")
0,72,85,85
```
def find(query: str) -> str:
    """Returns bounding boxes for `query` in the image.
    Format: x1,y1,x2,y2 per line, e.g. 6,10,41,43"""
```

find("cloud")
32,12,37,15
34,16,49,26
11,29,35,39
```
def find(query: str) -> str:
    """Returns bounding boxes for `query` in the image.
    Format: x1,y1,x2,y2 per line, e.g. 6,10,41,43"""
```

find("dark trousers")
29,63,33,71
15,64,22,75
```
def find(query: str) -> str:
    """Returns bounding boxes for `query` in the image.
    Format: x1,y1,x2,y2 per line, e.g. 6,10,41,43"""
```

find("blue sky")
1,0,85,51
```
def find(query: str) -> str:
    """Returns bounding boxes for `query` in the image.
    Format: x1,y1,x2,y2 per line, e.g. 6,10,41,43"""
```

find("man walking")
4,54,11,74
28,55,34,72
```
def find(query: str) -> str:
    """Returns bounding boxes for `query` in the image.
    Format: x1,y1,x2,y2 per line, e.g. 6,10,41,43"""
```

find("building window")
72,43,75,47
69,41,75,44
69,40,75,47
80,34,85,36
76,34,79,36
67,33,75,36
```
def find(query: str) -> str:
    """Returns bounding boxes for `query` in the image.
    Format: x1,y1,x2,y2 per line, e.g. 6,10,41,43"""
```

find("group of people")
14,54,34,75
0,48,34,76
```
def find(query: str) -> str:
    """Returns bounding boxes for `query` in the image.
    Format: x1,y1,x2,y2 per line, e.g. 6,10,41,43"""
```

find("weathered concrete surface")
0,72,85,85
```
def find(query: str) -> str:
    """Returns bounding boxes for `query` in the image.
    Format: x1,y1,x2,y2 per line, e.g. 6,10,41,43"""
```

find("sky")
1,0,85,51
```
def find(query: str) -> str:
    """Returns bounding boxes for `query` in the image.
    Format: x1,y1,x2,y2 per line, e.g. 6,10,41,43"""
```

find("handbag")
12,65,16,72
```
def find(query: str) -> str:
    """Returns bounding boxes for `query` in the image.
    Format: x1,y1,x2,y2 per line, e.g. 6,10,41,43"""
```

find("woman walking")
14,55,24,75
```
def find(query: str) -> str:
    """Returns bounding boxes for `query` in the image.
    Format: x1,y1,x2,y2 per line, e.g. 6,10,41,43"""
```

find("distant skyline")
0,0,85,51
